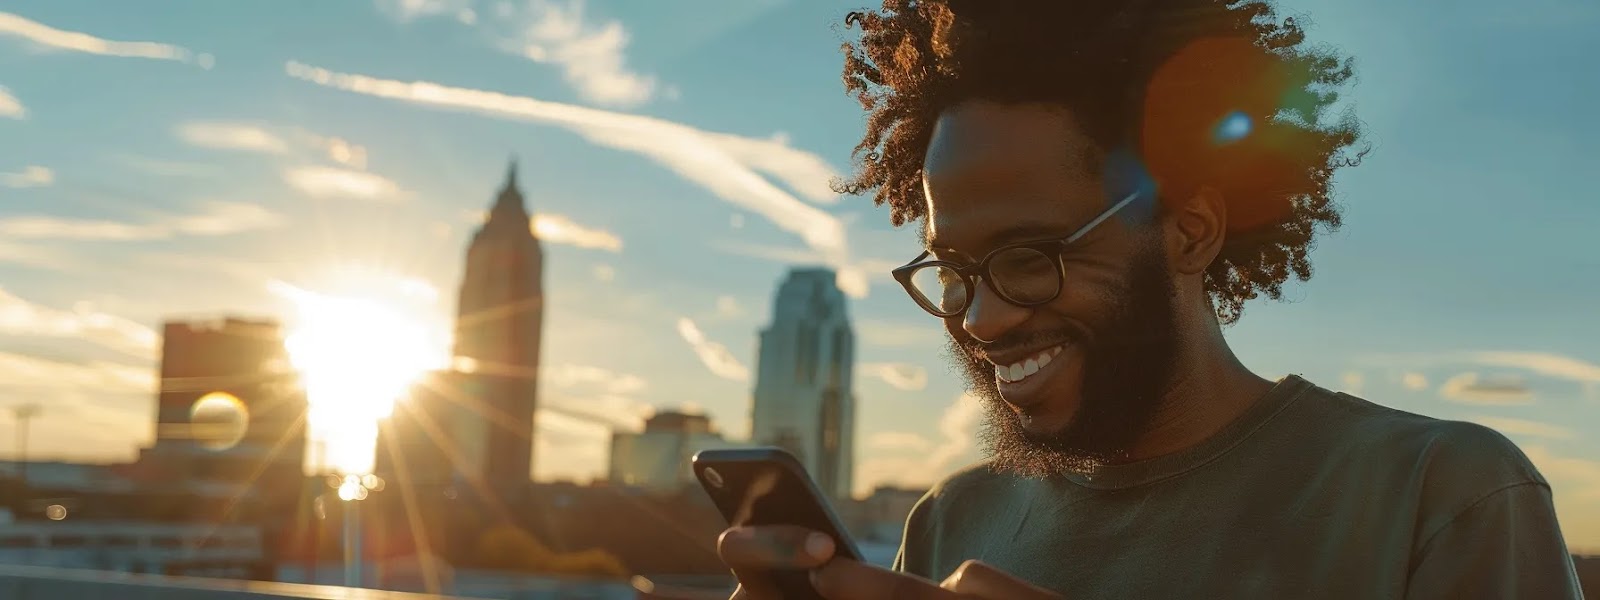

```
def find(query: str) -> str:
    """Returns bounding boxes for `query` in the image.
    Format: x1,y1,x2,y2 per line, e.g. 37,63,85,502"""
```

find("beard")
946,240,1181,477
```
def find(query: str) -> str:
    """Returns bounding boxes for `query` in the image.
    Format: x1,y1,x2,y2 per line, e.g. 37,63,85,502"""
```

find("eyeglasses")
891,191,1143,318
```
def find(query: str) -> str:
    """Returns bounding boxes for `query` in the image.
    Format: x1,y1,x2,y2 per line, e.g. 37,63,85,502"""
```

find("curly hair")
833,0,1367,324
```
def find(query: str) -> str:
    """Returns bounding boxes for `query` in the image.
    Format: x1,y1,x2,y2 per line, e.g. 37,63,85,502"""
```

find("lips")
991,343,1071,409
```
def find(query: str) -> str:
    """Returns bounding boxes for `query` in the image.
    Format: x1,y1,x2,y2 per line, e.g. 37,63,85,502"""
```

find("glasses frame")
891,191,1144,318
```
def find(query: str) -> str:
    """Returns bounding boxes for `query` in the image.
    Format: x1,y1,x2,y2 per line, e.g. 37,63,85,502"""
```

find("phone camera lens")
704,467,724,489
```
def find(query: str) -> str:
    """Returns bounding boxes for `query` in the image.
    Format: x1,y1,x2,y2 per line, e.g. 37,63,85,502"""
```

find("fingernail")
803,533,834,559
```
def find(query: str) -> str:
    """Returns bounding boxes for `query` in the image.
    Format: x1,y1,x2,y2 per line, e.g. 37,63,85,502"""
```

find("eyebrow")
928,222,1075,255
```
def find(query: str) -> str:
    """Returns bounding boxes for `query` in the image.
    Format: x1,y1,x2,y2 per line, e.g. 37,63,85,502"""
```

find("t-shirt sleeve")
1405,481,1584,599
893,488,939,577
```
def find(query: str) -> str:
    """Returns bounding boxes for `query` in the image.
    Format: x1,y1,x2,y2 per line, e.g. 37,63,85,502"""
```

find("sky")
0,0,1597,551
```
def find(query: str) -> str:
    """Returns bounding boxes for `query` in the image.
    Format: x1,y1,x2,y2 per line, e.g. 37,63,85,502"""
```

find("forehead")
921,101,1106,254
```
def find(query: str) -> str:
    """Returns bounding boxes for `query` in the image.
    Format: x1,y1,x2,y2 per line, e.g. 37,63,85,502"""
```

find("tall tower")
751,267,856,500
453,160,544,489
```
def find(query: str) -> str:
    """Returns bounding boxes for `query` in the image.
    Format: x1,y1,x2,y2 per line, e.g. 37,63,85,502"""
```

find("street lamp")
330,473,385,588
8,404,41,486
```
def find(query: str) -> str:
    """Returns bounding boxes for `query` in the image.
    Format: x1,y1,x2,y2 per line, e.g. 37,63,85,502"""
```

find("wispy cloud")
1439,372,1535,405
867,431,933,453
1340,371,1365,395
1401,372,1429,391
0,201,284,241
0,288,159,359
0,85,23,119
177,121,369,169
177,121,289,154
1466,351,1600,385
1465,415,1575,441
706,131,842,205
1,165,52,188
283,166,401,201
374,0,477,24
715,295,744,319
0,352,154,394
709,241,905,298
532,213,623,252
855,393,982,495
0,11,211,67
281,61,875,295
501,0,658,107
861,362,930,392
675,317,750,382
857,319,943,349
541,363,647,396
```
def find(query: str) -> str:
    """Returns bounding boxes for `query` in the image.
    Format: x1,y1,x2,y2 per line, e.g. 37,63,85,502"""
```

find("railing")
0,563,462,600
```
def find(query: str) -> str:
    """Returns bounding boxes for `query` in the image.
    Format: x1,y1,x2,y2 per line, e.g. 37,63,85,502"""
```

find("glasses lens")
989,247,1060,304
908,263,967,316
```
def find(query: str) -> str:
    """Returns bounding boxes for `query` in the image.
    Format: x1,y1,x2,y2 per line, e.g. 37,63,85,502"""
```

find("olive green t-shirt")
894,375,1585,598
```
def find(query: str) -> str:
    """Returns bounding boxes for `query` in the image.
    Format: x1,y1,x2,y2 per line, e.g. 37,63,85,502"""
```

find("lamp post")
333,473,385,588
8,404,40,487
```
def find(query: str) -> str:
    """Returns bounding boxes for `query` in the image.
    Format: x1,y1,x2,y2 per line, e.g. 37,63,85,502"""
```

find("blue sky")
1,0,1596,550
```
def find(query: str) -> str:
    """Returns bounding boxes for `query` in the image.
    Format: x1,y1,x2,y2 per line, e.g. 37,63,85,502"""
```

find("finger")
939,560,1061,599
810,558,966,600
717,525,837,571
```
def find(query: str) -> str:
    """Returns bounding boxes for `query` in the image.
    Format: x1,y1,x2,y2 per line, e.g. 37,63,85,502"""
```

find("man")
717,0,1585,598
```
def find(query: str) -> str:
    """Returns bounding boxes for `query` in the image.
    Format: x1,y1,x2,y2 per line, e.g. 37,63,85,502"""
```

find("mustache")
951,323,1095,364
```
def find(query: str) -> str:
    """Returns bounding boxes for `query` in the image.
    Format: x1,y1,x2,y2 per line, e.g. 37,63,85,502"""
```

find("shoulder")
1294,381,1549,517
896,462,1019,576
1309,384,1544,486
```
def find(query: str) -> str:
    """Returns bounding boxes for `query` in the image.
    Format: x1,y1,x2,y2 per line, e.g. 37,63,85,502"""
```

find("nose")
962,278,1030,344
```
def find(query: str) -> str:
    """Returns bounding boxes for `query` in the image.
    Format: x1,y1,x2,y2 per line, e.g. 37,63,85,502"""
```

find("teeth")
995,344,1065,384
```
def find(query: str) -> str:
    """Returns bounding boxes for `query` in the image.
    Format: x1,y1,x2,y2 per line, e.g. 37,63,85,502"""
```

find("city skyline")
1,0,1597,552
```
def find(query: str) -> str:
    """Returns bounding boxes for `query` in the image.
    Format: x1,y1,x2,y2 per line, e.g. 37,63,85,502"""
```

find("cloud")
1466,351,1600,385
857,319,943,349
374,0,477,23
0,288,159,359
178,121,369,169
531,213,622,252
1401,372,1429,391
282,61,872,295
0,352,154,394
591,263,615,281
499,0,657,107
283,166,401,200
1340,371,1365,395
1,165,52,188
860,362,930,392
675,317,750,382
706,131,842,205
709,241,905,299
715,295,743,319
1464,415,1575,441
1438,372,1535,405
177,121,290,154
1519,445,1600,552
0,201,284,241
857,393,983,494
867,431,933,453
0,85,23,119
541,363,647,396
0,11,210,67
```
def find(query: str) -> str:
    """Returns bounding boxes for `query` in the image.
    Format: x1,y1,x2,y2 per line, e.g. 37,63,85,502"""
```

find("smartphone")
693,447,862,599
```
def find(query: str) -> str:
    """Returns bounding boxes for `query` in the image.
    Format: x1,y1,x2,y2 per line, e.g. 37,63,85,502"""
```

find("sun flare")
275,276,449,475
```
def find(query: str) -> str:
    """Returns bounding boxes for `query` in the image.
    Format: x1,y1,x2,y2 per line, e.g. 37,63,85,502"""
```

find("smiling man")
713,1,1585,599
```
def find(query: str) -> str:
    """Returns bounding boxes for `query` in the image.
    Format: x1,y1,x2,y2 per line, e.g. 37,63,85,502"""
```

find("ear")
1164,185,1227,276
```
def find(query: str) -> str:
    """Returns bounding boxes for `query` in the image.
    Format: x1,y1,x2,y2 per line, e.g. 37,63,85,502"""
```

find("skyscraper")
453,161,545,488
134,317,307,515
750,267,856,500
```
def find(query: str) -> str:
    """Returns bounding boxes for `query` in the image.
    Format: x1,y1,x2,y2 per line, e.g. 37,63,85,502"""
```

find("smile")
994,344,1066,383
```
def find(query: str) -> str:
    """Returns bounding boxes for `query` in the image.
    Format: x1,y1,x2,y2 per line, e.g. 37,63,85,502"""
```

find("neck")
1121,305,1275,462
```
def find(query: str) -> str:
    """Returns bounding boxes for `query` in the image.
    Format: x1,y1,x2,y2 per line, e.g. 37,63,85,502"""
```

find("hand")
717,525,1060,599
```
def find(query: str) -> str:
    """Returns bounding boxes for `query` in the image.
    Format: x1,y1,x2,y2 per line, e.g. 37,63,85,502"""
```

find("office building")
749,268,857,500
608,411,742,493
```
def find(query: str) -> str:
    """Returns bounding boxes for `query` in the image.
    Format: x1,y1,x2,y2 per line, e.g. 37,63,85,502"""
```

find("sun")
276,275,449,475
